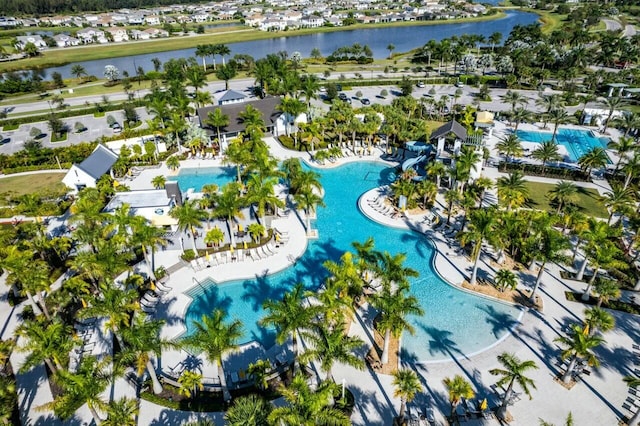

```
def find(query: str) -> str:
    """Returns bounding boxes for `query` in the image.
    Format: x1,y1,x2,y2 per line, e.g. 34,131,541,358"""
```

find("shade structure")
480,398,488,411
476,111,494,123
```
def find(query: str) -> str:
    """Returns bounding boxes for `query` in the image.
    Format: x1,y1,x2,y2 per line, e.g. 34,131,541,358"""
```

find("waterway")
44,10,538,79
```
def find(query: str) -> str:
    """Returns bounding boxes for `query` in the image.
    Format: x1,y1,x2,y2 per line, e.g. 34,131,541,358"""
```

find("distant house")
214,89,246,106
105,27,129,42
62,145,118,192
145,15,161,26
53,34,80,48
196,97,286,148
14,35,47,50
143,28,169,38
76,27,107,44
129,29,150,40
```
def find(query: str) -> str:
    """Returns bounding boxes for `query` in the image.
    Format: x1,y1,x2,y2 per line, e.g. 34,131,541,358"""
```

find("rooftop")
77,144,118,179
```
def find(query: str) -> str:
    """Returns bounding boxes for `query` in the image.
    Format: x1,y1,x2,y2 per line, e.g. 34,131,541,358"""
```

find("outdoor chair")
190,259,200,271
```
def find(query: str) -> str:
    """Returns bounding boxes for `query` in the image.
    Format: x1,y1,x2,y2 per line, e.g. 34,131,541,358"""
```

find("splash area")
516,128,610,163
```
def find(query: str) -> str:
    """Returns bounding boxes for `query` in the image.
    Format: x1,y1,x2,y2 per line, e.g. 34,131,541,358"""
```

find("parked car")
111,122,122,133
455,81,464,88
361,98,371,105
417,81,425,88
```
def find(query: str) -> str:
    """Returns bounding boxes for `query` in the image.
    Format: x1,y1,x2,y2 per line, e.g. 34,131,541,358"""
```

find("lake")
45,10,538,79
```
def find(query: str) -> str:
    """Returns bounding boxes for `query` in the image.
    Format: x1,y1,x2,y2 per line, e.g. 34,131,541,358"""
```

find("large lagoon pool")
182,162,521,363
516,128,610,163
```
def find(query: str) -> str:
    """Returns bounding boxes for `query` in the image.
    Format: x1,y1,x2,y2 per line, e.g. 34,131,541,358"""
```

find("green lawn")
523,181,608,218
0,172,66,200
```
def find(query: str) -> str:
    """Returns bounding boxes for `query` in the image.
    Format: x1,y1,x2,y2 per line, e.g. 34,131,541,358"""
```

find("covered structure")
62,144,118,192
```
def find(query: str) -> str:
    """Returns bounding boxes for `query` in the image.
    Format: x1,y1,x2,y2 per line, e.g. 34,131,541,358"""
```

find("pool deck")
4,130,638,426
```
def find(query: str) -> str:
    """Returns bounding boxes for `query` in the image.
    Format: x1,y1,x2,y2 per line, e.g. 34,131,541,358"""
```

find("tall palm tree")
599,96,626,134
443,375,475,420
495,134,524,163
300,320,365,379
212,182,245,247
529,228,570,302
102,397,138,426
531,140,562,174
300,75,319,108
119,315,176,395
607,136,636,174
580,240,625,301
39,356,111,424
225,394,273,426
177,370,204,398
268,374,350,426
620,151,640,190
278,96,307,146
547,108,573,141
182,309,243,401
494,269,518,292
392,369,422,422
170,199,206,253
501,90,529,114
459,208,497,285
130,218,168,280
17,319,75,375
293,185,325,233
593,279,621,308
489,352,538,419
195,44,210,70
496,171,529,210
426,159,448,187
511,107,532,131
547,181,578,214
577,147,608,176
370,281,423,365
206,108,229,147
583,307,615,336
623,376,640,426
536,94,564,128
555,324,605,384
245,174,284,226
261,283,316,371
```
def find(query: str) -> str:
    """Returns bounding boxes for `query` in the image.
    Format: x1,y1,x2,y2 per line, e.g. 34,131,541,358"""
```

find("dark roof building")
196,97,283,139
430,120,468,141
62,144,118,191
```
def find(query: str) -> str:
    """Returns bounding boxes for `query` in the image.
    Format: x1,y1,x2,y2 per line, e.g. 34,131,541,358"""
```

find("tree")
554,324,605,384
261,283,316,371
104,65,120,82
206,108,229,147
547,181,578,214
599,96,626,134
212,182,245,247
225,394,272,426
580,239,625,301
547,108,573,141
489,352,538,419
247,359,272,391
583,307,614,336
245,174,284,227
529,228,570,302
300,320,365,378
215,63,238,90
392,369,422,422
102,398,138,426
178,370,204,398
205,227,225,248
170,200,206,253
17,319,74,375
387,43,395,59
443,375,475,420
494,269,518,292
607,136,636,174
151,175,166,189
459,208,497,286
495,134,523,163
501,90,528,114
195,44,210,70
182,309,242,401
578,148,608,177
593,278,620,308
531,140,561,174
166,155,180,171
71,65,87,81
268,374,350,426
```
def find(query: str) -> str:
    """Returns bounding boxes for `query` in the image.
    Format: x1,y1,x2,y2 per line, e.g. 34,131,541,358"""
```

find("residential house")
192,12,210,22
14,35,47,50
0,16,19,28
214,89,246,106
53,34,80,47
76,28,107,44
19,19,39,27
129,29,150,40
128,14,145,25
62,145,119,192
145,15,161,26
300,15,324,27
143,28,169,38
105,27,129,42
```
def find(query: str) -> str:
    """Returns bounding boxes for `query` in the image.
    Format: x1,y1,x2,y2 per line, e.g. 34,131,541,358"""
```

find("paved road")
603,19,622,32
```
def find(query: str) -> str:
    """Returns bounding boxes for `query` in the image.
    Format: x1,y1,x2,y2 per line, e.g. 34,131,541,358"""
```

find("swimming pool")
516,128,610,163
168,166,237,191
183,162,521,362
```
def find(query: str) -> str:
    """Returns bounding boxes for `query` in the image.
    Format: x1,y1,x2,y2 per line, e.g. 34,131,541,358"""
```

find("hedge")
498,162,590,181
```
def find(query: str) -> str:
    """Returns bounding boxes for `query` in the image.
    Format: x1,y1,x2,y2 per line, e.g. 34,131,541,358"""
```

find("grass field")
0,172,66,200
523,181,608,218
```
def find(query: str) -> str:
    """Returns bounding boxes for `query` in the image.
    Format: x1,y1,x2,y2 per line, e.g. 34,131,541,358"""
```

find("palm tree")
599,96,626,134
496,171,529,210
536,94,564,128
547,108,573,141
247,359,272,390
71,64,87,81
119,315,176,394
501,90,528,114
170,199,206,253
529,228,570,302
494,269,518,292
370,281,423,365
459,208,497,285
300,321,365,379
495,134,524,163
392,369,422,422
489,352,538,419
245,174,284,226
300,75,319,108
539,412,574,426
40,356,111,424
426,160,447,187
443,375,475,420
80,284,139,341
580,240,625,301
531,140,562,174
555,324,605,384
102,398,138,426
607,136,636,174
225,394,273,426
601,184,635,224
278,96,307,146
130,218,168,280
215,63,238,90
293,185,325,234
205,227,225,248
212,182,245,247
578,147,608,176
195,44,210,70
623,376,640,426
620,151,640,190
547,181,578,214
583,307,615,336
511,107,531,131
178,370,204,398
206,109,229,147
593,279,620,308
268,374,350,426
261,283,316,371
17,319,74,374
151,175,166,189
166,155,180,171
182,309,242,402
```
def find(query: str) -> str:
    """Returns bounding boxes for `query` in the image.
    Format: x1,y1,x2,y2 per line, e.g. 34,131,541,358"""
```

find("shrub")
181,249,196,262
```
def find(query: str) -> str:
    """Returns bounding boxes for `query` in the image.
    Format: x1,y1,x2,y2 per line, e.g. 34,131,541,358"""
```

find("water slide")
401,155,427,181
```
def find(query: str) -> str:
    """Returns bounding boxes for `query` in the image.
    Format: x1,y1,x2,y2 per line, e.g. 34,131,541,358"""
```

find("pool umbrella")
229,245,234,253
480,398,488,411
206,251,211,262
243,241,248,249
238,223,243,232
150,281,156,291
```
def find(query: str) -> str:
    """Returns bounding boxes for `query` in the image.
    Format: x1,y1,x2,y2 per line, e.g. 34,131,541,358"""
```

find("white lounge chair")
215,252,225,265
237,249,244,262
155,281,172,292
260,246,272,258
190,259,199,271
266,243,277,254
251,248,263,260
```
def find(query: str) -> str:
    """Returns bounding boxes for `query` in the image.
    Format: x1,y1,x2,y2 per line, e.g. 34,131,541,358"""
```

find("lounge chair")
155,281,172,292
237,249,244,262
260,246,272,258
215,252,225,265
190,259,199,271
266,243,277,255
207,255,218,267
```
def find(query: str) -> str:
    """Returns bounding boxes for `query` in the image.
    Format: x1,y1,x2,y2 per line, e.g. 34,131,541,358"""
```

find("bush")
181,249,196,262
498,162,590,181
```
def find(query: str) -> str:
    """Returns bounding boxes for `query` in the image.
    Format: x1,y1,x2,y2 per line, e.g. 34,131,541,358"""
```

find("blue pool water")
168,166,237,191
183,162,521,362
516,128,610,163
